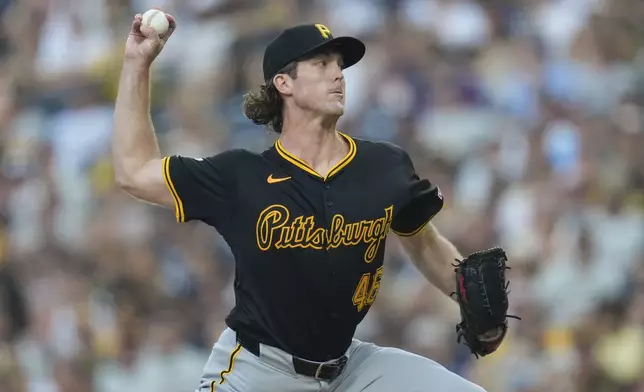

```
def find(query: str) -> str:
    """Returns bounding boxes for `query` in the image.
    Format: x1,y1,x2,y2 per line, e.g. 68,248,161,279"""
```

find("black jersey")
162,133,443,361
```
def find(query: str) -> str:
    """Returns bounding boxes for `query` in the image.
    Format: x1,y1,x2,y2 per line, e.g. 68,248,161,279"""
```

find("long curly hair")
242,62,298,134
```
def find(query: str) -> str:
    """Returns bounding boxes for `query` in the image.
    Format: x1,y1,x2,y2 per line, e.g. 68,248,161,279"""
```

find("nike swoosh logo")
267,174,291,184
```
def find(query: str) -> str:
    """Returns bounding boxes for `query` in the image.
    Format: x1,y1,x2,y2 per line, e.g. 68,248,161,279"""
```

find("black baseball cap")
262,23,366,82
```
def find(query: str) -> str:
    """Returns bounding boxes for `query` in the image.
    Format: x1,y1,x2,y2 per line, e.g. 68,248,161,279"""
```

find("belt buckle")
314,356,347,380
314,363,326,380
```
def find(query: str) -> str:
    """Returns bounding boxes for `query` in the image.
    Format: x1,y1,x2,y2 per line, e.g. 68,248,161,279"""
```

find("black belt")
235,331,347,381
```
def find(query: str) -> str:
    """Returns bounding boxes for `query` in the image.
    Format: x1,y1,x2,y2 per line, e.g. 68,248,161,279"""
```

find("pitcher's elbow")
114,174,135,193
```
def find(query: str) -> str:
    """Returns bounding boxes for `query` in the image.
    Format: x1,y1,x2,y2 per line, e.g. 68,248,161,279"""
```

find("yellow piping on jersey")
327,133,356,178
392,212,438,237
275,132,356,180
162,157,185,222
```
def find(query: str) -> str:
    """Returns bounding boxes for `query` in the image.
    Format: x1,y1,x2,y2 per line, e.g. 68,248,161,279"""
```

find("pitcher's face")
285,51,346,116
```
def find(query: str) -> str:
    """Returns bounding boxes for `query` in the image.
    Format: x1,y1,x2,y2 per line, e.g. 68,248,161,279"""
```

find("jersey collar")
274,132,357,181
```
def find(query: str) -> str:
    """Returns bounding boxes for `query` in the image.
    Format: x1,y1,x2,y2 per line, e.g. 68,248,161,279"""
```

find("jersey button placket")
323,182,336,279
324,183,333,208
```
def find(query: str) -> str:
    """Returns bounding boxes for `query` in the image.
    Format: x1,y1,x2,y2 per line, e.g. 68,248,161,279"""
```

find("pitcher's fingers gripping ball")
130,10,176,40
125,10,176,66
141,8,170,35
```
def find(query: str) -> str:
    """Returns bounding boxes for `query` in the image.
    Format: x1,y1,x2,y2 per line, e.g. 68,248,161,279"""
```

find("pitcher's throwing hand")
125,11,176,67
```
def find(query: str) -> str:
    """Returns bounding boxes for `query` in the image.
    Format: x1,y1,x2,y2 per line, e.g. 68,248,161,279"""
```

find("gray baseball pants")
195,328,485,392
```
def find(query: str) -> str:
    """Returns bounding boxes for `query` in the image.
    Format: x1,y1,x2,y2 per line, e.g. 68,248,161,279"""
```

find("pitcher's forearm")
398,223,462,299
112,61,161,187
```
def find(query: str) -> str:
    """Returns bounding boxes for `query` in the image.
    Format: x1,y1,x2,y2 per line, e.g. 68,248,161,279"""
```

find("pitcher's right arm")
112,62,173,207
112,13,176,208
112,13,238,229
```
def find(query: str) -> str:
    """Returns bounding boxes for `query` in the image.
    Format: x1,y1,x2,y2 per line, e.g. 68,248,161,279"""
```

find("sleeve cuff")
162,156,186,223
391,213,436,237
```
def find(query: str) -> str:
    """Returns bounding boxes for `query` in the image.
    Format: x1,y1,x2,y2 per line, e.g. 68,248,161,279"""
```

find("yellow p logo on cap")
315,24,331,39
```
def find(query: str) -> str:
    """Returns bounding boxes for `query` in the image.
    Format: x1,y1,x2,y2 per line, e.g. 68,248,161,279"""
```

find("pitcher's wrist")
122,57,152,73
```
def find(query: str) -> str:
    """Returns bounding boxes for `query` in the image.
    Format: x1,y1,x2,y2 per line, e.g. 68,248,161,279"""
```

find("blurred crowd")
0,0,643,391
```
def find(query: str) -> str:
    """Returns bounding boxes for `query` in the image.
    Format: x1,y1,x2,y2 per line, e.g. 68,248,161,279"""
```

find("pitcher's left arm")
397,222,461,299
388,145,516,357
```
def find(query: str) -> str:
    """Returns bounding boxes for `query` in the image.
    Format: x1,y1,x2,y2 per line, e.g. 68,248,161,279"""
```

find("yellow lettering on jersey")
256,204,290,251
315,24,332,39
367,267,383,304
255,205,394,262
352,273,371,312
352,266,384,312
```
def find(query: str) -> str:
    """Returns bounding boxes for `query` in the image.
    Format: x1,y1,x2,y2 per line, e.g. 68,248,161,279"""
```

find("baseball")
141,9,169,35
